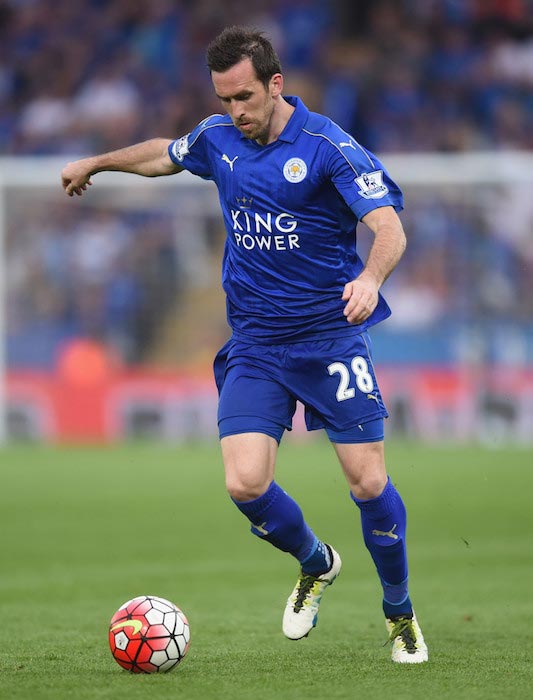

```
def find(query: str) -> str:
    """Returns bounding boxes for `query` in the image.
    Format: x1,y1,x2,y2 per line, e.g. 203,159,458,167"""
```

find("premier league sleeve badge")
354,170,389,199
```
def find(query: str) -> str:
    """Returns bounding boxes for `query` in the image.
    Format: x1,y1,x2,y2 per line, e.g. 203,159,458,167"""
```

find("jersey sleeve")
168,115,221,180
325,141,404,221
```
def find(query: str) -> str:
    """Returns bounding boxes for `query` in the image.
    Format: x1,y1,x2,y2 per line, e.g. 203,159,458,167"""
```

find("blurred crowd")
2,0,533,370
6,200,181,367
380,180,533,364
1,0,532,155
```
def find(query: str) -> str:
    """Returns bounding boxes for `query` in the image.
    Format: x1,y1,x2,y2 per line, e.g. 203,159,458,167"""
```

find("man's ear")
270,73,284,97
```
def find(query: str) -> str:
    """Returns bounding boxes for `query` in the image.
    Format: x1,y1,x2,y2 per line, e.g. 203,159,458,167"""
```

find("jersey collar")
238,95,309,144
277,96,309,143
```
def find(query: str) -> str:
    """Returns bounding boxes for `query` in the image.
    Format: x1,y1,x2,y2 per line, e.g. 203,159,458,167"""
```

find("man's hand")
342,274,379,325
61,159,95,197
342,206,406,324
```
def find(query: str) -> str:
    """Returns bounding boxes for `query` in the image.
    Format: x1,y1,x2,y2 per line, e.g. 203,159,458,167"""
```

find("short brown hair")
206,26,282,88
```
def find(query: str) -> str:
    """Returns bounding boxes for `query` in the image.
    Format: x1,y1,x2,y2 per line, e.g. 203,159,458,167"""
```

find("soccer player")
61,26,428,663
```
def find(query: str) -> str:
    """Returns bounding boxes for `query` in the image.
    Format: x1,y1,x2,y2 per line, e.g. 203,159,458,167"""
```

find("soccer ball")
108,595,190,673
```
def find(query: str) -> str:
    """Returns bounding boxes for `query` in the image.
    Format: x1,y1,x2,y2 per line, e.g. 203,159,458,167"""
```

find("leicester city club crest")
355,170,389,199
283,158,307,183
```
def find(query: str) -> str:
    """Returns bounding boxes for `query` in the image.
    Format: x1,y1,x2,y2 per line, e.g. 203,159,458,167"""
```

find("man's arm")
61,138,183,197
342,205,407,324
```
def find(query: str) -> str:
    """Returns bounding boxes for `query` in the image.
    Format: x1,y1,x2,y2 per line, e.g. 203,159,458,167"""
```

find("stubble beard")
237,99,273,145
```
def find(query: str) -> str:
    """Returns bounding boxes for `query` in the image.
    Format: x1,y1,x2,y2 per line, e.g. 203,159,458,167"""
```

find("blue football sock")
300,539,332,576
232,481,330,573
351,477,413,616
381,577,412,618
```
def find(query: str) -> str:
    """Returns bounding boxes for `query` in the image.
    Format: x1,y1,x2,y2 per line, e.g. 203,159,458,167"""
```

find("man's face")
211,58,278,144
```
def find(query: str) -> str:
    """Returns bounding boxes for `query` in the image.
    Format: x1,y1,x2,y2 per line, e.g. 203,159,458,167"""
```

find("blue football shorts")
213,332,388,444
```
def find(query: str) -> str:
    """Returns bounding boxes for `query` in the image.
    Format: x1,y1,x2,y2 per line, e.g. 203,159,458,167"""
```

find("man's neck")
260,96,296,145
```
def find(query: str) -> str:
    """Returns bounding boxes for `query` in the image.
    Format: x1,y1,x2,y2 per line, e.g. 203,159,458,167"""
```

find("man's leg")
333,439,428,663
222,431,323,564
221,431,341,639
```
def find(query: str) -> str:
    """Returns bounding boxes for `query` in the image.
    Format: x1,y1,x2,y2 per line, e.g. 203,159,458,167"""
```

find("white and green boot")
282,545,342,640
385,612,428,663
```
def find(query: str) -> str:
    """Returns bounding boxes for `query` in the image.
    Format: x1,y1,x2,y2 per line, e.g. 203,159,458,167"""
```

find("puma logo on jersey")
372,524,399,540
222,154,238,171
367,392,379,402
339,140,356,149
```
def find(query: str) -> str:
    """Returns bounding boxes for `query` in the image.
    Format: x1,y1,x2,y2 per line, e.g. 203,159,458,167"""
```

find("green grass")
1,439,532,699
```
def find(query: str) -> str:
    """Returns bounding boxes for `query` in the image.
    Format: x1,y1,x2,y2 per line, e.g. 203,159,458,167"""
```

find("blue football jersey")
168,96,403,344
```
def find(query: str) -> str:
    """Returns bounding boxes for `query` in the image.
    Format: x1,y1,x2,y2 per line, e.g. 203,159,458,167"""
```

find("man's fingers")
341,282,352,302
62,171,92,197
346,305,369,324
63,179,91,197
342,287,376,324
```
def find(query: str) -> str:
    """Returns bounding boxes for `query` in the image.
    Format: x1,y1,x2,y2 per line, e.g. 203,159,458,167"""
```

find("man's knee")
225,473,270,502
333,440,387,499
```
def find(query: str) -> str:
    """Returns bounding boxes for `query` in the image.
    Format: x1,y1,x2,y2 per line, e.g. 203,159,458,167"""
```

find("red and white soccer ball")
108,595,190,673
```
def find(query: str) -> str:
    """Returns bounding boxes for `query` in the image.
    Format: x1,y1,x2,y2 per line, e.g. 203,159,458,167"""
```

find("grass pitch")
1,439,532,699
